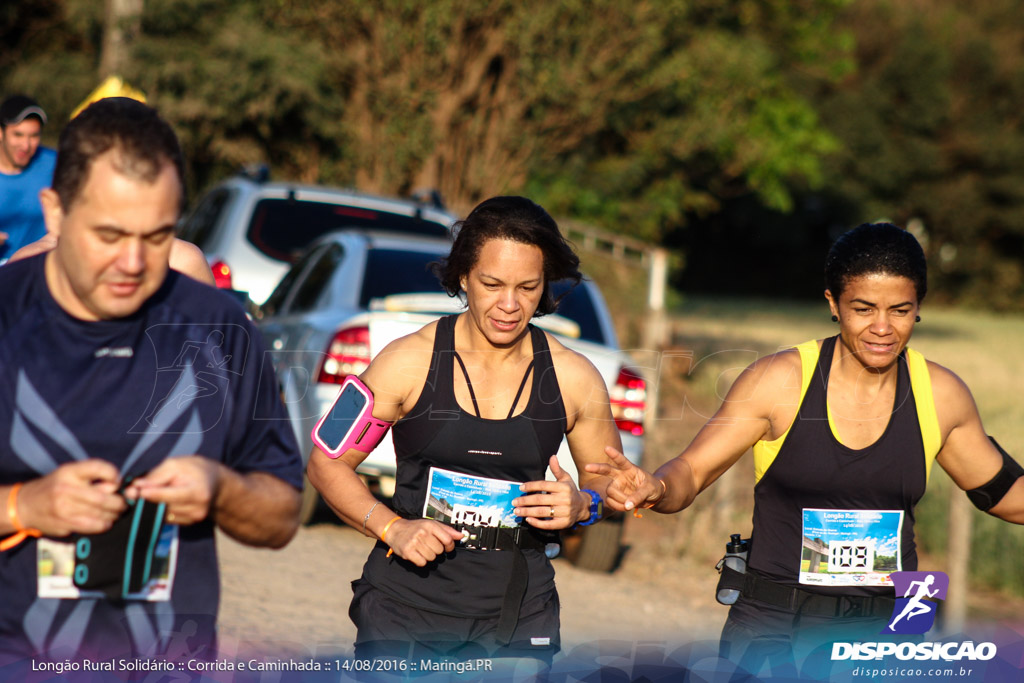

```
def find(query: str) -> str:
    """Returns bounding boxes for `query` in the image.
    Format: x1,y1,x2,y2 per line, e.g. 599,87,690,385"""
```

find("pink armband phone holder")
311,376,393,458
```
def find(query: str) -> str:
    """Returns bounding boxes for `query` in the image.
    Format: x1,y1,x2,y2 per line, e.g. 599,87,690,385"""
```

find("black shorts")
349,579,560,663
721,595,893,679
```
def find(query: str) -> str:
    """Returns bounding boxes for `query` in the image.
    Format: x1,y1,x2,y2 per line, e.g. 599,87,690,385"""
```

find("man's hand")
514,455,588,529
126,457,298,548
383,518,462,567
19,460,126,536
124,456,222,525
585,446,662,512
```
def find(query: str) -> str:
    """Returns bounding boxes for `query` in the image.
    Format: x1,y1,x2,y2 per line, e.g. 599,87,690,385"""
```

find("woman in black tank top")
588,223,1024,677
307,197,624,664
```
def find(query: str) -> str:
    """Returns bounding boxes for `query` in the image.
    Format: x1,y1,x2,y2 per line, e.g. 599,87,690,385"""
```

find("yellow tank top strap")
906,347,941,483
753,339,820,483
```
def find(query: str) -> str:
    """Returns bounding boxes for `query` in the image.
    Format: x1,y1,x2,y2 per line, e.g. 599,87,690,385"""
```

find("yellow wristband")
381,516,401,557
1,483,42,552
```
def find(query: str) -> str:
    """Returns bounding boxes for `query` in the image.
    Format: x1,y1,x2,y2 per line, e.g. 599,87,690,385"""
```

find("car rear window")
357,259,606,346
180,187,233,249
358,249,448,307
247,199,450,262
550,281,606,345
289,243,346,313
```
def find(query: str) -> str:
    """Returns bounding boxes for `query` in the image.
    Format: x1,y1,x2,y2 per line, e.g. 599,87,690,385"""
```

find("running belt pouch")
715,535,751,598
71,498,167,600
716,564,746,595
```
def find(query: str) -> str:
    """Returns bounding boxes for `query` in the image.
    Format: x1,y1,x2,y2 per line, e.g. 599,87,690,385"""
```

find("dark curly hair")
52,97,186,212
434,196,582,316
824,222,927,302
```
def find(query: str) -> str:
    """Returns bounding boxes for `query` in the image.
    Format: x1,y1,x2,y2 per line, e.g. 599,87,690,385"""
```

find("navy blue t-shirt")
0,255,302,662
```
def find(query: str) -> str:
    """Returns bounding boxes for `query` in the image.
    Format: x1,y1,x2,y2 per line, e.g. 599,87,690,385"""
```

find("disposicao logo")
831,570,998,664
883,570,948,635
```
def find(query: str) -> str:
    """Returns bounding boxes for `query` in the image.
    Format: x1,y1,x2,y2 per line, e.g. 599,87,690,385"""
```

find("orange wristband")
381,516,401,557
1,483,42,551
641,478,668,508
632,478,668,518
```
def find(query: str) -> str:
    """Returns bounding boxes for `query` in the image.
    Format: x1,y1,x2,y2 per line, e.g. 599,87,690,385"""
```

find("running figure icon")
888,574,940,631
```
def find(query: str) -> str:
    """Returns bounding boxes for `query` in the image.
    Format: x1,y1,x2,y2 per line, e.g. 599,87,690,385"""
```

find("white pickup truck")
259,230,648,572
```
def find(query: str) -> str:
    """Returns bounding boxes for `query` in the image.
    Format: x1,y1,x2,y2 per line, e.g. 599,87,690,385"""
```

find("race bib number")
37,524,179,601
799,509,903,587
423,467,523,528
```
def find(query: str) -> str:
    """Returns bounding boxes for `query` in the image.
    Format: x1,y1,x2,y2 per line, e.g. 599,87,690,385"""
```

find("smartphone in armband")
312,375,393,458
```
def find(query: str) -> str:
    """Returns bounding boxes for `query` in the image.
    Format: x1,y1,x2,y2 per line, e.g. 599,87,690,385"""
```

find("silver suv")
178,173,458,305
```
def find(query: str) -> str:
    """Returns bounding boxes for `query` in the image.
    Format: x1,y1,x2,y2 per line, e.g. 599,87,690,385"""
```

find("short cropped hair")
434,196,582,316
52,97,186,212
824,222,928,302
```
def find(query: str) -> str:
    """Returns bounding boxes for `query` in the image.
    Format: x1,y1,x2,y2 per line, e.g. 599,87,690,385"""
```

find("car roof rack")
238,163,270,183
410,188,445,211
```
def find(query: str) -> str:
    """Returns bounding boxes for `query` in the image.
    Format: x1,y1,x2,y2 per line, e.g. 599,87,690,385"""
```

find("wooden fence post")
944,486,971,634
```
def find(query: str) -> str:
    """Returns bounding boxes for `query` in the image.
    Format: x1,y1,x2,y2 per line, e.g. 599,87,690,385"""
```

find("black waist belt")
721,566,896,619
453,524,548,552
448,523,553,645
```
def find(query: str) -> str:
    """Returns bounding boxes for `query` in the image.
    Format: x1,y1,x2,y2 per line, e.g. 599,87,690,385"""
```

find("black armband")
966,436,1024,512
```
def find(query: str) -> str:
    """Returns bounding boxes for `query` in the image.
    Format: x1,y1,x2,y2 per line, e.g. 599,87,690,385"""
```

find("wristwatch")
576,489,603,527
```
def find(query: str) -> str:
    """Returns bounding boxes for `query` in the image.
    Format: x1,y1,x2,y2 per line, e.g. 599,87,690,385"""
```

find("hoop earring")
831,315,838,323
915,315,921,323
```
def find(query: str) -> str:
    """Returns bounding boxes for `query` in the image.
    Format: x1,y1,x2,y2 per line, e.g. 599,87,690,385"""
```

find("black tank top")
361,314,567,617
749,335,927,597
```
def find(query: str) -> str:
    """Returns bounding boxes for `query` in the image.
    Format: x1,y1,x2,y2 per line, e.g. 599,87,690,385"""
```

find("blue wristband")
577,489,603,527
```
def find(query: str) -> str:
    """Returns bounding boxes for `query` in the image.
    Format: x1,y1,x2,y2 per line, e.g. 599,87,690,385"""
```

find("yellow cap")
70,76,148,119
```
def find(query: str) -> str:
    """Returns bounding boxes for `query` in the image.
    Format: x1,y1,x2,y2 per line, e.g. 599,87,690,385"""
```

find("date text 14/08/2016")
31,657,496,675
339,659,494,674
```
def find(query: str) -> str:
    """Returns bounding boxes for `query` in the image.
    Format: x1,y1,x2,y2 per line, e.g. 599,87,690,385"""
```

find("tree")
100,0,143,77
0,1,105,127
2,0,849,236
529,0,852,240
129,0,342,192
816,0,1024,309
278,0,848,227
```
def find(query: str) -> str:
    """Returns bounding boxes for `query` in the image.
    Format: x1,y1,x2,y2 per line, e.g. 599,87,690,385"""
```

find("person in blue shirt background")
0,94,57,263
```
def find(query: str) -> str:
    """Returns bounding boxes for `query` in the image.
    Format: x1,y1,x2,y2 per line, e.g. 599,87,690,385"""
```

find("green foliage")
0,0,103,141
132,0,343,192
817,0,1024,310
874,555,898,573
3,0,848,231
4,0,1024,309
525,1,848,240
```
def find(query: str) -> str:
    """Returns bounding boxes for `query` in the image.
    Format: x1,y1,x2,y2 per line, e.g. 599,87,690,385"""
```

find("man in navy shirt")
0,95,57,262
0,98,302,666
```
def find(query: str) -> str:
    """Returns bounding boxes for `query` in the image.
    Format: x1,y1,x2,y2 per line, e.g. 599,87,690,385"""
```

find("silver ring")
549,506,555,517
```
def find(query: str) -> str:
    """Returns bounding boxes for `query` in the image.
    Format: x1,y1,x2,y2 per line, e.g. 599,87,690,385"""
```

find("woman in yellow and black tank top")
587,222,1024,678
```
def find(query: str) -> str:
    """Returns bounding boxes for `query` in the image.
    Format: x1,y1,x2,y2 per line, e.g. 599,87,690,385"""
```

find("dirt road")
216,516,725,659
215,511,1024,683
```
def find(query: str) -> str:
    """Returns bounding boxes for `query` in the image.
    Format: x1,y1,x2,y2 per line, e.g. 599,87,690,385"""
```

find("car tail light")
610,366,646,436
318,326,371,383
211,260,232,289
